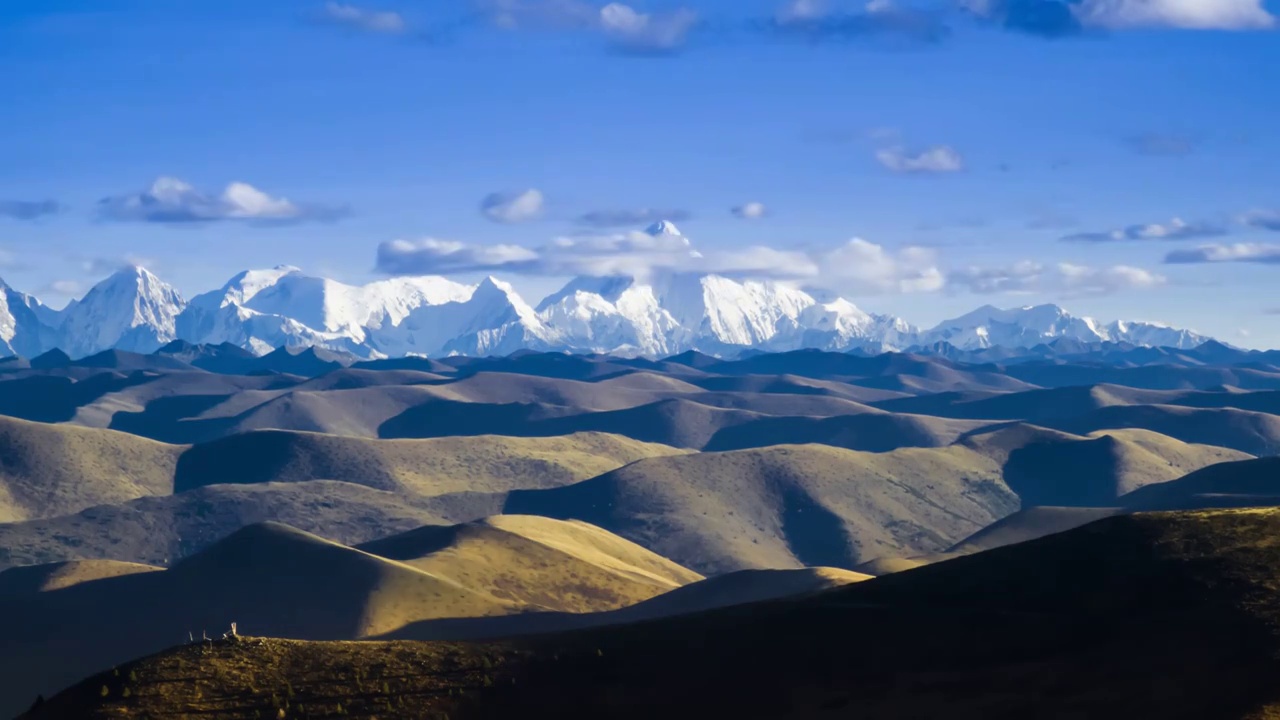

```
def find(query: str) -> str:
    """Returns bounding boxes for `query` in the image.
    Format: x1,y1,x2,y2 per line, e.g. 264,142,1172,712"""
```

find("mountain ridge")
1,263,1215,360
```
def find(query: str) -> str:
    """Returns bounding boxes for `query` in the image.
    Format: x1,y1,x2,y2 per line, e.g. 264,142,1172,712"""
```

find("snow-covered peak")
1104,319,1209,349
536,275,636,312
645,220,684,237
923,303,1179,350
0,264,1224,359
57,266,188,357
0,278,58,357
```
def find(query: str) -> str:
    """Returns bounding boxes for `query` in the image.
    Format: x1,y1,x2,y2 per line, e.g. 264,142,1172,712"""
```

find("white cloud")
875,145,964,174
599,3,697,51
1075,0,1274,29
81,254,156,276
98,177,344,224
732,202,768,220
376,238,541,275
480,189,545,224
1061,217,1226,243
821,239,945,294
777,0,830,23
478,0,697,51
951,261,1166,295
964,0,1273,35
1165,242,1280,264
376,227,942,295
322,2,407,34
577,208,693,228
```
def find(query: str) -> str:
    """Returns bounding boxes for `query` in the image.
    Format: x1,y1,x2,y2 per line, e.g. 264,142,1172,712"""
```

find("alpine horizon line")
1,259,1217,362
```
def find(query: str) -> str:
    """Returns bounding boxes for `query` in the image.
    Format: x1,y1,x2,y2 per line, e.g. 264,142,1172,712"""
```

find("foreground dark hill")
30,508,1280,720
0,517,711,718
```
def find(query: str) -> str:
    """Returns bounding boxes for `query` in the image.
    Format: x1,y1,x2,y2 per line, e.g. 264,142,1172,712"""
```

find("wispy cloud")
321,2,407,34
875,145,964,174
480,189,545,224
732,202,769,220
767,0,950,42
377,225,943,296
951,260,1166,295
1165,243,1280,264
577,207,693,228
962,0,1274,37
80,254,157,276
599,3,698,53
1075,0,1274,29
0,199,61,221
476,0,698,53
1061,217,1226,243
98,177,347,225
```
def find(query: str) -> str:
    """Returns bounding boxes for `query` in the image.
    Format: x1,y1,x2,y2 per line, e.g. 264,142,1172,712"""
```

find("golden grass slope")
358,515,703,613
0,415,179,522
0,559,161,594
506,443,1019,574
0,480,453,570
175,430,688,495
961,423,1252,506
613,567,870,622
35,508,1280,720
0,522,526,717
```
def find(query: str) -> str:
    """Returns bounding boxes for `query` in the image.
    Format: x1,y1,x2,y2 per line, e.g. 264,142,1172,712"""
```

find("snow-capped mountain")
1102,319,1209,350
0,278,55,358
373,276,553,358
922,304,1209,351
176,266,473,355
0,265,1218,360
55,266,187,357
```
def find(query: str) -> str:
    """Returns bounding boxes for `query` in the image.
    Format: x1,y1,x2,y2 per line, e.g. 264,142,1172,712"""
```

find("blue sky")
2,0,1279,345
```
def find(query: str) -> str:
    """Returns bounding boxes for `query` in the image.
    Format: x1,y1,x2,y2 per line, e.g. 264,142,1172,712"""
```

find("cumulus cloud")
1075,0,1274,29
821,239,945,294
951,260,1166,295
769,0,950,42
1242,210,1280,232
480,189,545,224
0,200,61,221
477,0,697,52
1165,243,1280,264
98,177,346,224
875,145,964,174
378,229,700,278
599,2,697,52
322,2,407,34
376,225,943,296
577,208,693,228
1060,217,1225,243
963,0,1274,36
732,202,769,220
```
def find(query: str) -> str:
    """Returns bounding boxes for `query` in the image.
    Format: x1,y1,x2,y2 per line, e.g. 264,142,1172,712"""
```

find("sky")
2,0,1280,346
